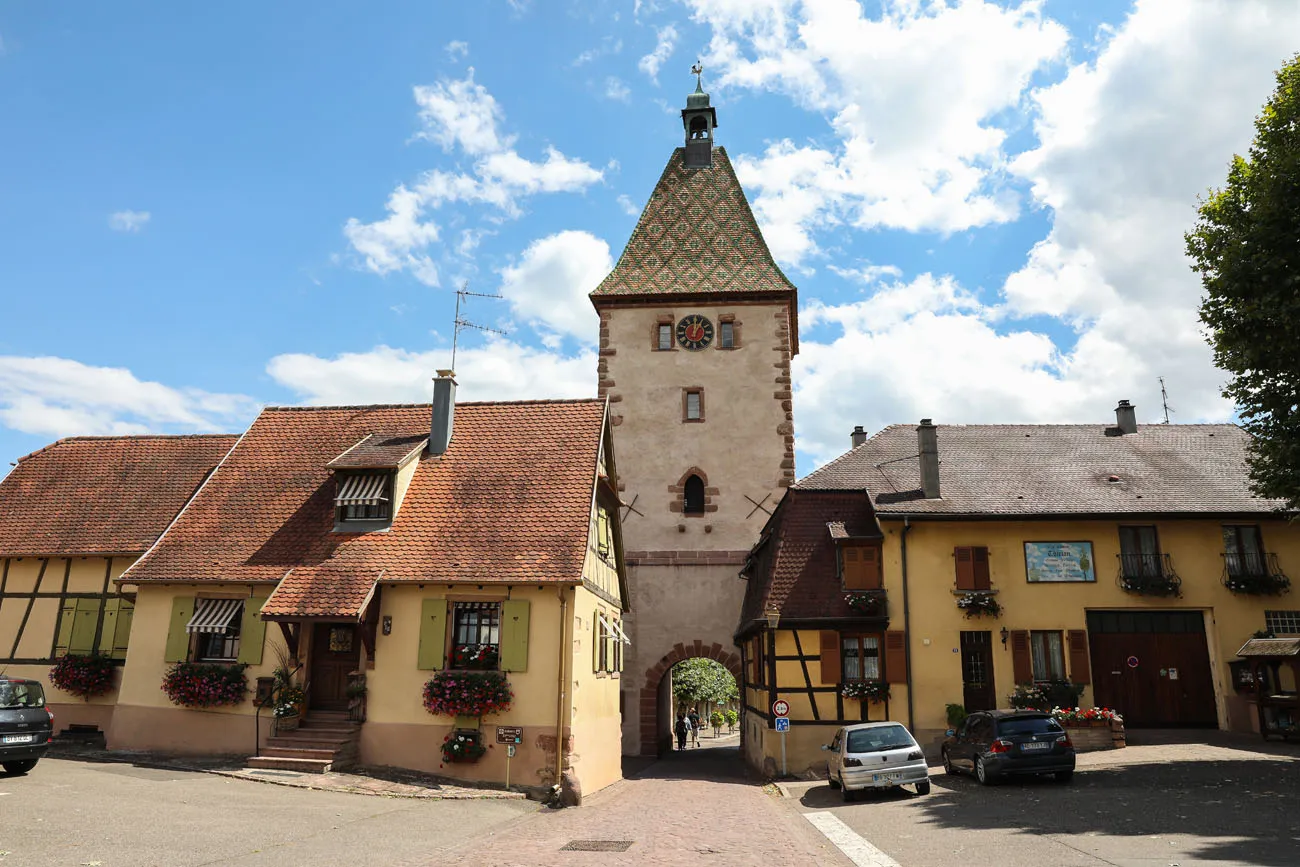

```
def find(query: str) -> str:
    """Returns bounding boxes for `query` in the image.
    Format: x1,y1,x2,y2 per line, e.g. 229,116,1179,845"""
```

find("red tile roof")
738,489,881,638
260,565,381,619
326,432,427,469
0,435,237,557
122,400,608,587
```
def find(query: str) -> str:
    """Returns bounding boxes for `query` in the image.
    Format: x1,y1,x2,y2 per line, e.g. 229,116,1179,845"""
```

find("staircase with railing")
246,709,360,774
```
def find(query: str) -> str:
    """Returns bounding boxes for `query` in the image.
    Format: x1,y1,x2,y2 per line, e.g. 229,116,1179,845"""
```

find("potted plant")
955,591,1002,618
843,592,886,617
945,703,967,730
710,710,725,736
49,652,116,700
161,662,249,708
841,680,890,703
423,671,514,718
441,729,488,764
724,708,738,733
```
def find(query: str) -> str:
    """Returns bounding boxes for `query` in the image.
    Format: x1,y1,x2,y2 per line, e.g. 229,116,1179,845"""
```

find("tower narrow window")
683,475,705,514
719,322,735,349
657,324,673,350
683,388,704,422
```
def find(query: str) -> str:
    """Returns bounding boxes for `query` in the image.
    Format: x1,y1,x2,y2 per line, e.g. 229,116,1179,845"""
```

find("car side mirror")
945,729,955,737
821,744,831,751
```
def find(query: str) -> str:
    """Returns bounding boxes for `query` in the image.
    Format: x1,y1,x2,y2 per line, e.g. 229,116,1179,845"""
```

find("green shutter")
500,599,531,672
112,599,134,661
97,598,120,655
69,598,102,655
593,616,601,673
236,595,269,665
54,600,77,658
164,597,195,663
417,599,448,670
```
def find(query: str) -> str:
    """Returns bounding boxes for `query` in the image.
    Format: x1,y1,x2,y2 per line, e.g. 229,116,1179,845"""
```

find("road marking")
804,811,901,867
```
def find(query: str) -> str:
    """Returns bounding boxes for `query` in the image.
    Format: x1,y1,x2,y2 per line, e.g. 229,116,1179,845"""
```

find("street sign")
774,717,790,732
772,699,790,717
1126,655,1139,669
496,726,523,745
506,744,517,758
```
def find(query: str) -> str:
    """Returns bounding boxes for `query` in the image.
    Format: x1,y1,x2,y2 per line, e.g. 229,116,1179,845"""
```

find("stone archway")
640,639,742,756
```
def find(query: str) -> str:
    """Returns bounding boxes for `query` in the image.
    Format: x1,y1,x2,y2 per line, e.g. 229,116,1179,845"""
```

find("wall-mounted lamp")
1000,627,1009,647
764,606,781,629
382,615,393,636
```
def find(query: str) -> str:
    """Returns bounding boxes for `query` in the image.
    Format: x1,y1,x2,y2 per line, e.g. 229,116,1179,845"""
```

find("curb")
210,768,529,800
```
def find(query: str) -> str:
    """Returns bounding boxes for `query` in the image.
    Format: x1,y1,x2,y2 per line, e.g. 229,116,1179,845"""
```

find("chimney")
1115,400,1137,436
851,425,867,449
430,370,457,456
917,418,940,499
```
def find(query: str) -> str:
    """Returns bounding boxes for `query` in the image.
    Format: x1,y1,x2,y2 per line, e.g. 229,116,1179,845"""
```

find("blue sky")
1,1,1296,473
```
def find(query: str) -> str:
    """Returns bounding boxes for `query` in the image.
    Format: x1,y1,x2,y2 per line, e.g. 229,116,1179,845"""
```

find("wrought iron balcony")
1116,553,1181,597
1222,552,1292,596
843,589,888,619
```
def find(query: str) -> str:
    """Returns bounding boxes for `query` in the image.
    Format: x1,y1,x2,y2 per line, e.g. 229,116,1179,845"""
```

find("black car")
0,676,54,774
942,709,1075,785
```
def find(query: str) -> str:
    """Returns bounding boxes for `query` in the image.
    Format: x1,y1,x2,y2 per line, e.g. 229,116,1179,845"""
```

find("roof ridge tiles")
14,433,238,464
261,398,604,412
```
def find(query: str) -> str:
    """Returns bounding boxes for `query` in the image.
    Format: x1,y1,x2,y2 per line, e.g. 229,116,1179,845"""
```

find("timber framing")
0,554,135,666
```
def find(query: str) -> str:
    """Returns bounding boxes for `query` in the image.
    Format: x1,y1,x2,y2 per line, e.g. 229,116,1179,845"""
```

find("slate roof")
798,423,1287,517
590,147,798,301
260,565,382,620
737,489,882,638
0,435,237,557
123,400,608,586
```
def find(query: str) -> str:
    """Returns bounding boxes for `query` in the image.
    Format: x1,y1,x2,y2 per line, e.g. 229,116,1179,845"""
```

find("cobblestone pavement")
435,746,852,867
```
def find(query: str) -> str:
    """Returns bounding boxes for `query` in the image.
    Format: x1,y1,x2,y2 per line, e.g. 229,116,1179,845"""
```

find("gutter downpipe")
901,516,915,732
554,585,569,793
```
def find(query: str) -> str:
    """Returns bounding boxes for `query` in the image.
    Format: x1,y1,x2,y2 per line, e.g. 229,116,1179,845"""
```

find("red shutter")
1067,630,1091,684
884,631,907,684
1011,630,1032,684
861,547,882,590
972,547,991,590
819,631,841,685
955,547,975,590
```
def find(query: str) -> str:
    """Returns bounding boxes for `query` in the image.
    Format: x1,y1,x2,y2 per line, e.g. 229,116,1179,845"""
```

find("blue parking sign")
774,717,790,732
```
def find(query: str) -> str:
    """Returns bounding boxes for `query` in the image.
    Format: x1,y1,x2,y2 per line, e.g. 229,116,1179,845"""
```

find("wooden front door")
309,623,357,711
1087,611,1217,727
960,631,997,713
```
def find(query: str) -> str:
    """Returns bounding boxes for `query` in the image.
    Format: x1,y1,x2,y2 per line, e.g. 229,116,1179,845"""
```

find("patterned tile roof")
0,435,237,557
261,565,381,619
590,147,797,300
738,489,881,636
798,423,1287,516
326,432,428,469
122,400,608,586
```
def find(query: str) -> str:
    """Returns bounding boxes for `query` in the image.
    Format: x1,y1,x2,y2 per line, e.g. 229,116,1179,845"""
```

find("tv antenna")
450,283,507,370
1158,376,1174,424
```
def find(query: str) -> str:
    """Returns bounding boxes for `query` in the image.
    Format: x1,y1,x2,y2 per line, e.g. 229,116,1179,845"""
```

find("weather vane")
691,61,703,88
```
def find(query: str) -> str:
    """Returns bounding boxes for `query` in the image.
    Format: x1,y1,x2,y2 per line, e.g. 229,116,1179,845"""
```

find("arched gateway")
589,75,800,755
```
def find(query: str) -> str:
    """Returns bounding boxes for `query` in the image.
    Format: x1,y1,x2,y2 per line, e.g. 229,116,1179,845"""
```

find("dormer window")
335,472,393,523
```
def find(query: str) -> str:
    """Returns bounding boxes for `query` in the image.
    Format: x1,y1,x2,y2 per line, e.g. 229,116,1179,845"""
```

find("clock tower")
591,75,799,756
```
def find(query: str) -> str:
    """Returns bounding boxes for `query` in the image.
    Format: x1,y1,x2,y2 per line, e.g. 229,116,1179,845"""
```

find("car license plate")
872,772,901,782
1021,741,1050,751
1,734,33,744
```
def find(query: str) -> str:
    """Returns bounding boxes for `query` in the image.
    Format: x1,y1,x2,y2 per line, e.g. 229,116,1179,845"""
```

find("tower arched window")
689,116,709,140
683,475,705,514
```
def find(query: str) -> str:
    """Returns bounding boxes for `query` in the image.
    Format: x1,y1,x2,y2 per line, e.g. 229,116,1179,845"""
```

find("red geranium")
422,671,513,718
50,653,116,700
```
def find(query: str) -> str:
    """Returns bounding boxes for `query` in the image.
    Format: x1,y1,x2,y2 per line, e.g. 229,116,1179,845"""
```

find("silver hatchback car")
823,721,931,801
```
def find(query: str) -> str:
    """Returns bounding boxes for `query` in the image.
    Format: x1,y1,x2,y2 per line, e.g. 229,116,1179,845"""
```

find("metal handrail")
1116,553,1181,596
1221,552,1291,595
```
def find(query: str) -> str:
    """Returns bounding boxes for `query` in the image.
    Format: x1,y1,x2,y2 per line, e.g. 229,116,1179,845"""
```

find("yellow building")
738,405,1298,776
112,375,630,798
0,435,237,736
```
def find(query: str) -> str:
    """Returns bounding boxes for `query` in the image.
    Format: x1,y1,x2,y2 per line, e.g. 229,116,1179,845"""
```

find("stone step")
246,756,333,774
307,710,351,719
259,746,339,761
266,734,353,749
295,723,359,735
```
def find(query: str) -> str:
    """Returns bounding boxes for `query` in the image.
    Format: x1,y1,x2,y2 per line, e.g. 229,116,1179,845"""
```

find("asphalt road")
788,738,1300,867
0,757,535,867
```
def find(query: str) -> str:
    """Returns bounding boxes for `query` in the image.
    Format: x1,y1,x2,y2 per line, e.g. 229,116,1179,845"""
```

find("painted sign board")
775,717,791,732
772,699,790,717
496,726,523,744
1024,541,1096,583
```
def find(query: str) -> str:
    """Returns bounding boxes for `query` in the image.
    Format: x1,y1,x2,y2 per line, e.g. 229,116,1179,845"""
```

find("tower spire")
681,62,718,169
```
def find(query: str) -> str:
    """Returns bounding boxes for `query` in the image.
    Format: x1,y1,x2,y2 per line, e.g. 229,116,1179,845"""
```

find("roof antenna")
450,282,507,371
1158,376,1174,425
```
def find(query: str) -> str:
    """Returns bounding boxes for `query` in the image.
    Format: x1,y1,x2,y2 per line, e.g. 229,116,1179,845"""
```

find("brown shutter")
883,631,907,683
819,631,841,685
972,547,991,590
861,547,882,590
842,547,865,590
1011,630,1032,684
1067,630,1091,684
955,547,975,590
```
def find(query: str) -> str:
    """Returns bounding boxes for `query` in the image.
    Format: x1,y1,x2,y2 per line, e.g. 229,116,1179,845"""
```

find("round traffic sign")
772,699,790,717
1126,655,1139,669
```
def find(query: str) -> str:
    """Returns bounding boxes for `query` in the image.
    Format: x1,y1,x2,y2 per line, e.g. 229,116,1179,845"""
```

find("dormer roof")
326,432,427,470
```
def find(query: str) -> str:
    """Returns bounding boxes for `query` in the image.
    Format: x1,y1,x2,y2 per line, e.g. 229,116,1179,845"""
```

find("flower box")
161,662,249,709
423,671,513,718
273,713,300,735
442,729,487,764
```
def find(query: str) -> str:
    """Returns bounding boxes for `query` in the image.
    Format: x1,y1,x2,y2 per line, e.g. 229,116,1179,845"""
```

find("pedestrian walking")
674,713,689,751
688,708,701,747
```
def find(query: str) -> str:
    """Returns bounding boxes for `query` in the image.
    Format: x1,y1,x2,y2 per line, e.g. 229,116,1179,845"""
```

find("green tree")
671,658,737,708
1188,54,1300,508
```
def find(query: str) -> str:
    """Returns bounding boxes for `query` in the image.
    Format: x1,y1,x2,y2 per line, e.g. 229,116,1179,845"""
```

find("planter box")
273,714,300,735
1062,720,1125,752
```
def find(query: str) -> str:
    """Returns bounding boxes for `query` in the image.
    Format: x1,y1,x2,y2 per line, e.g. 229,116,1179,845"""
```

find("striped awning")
335,473,389,506
186,598,243,634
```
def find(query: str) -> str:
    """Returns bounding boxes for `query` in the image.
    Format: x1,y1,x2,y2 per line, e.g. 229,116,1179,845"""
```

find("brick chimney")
851,425,867,449
1115,400,1137,435
918,418,940,499
430,370,457,456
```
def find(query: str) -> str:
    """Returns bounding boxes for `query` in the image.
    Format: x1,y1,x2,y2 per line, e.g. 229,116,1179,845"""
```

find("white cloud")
413,69,511,155
342,185,441,285
108,210,151,232
266,341,596,406
444,40,469,60
616,194,640,216
638,24,679,82
605,76,631,101
498,231,612,340
0,356,256,440
574,37,623,66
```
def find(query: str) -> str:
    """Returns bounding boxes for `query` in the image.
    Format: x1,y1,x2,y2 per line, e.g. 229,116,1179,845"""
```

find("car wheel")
1053,770,1073,783
915,779,931,796
828,765,841,789
942,748,957,776
840,775,854,802
2,760,37,775
975,756,996,786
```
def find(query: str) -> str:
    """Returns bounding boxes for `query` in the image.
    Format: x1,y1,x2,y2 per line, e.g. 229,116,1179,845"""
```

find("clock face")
676,315,715,351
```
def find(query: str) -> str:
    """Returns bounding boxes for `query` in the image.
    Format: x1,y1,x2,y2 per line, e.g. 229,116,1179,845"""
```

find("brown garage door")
1086,610,1217,727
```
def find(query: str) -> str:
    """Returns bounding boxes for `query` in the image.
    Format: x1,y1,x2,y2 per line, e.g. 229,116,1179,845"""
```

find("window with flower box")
1029,630,1066,682
840,634,881,682
451,602,500,670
